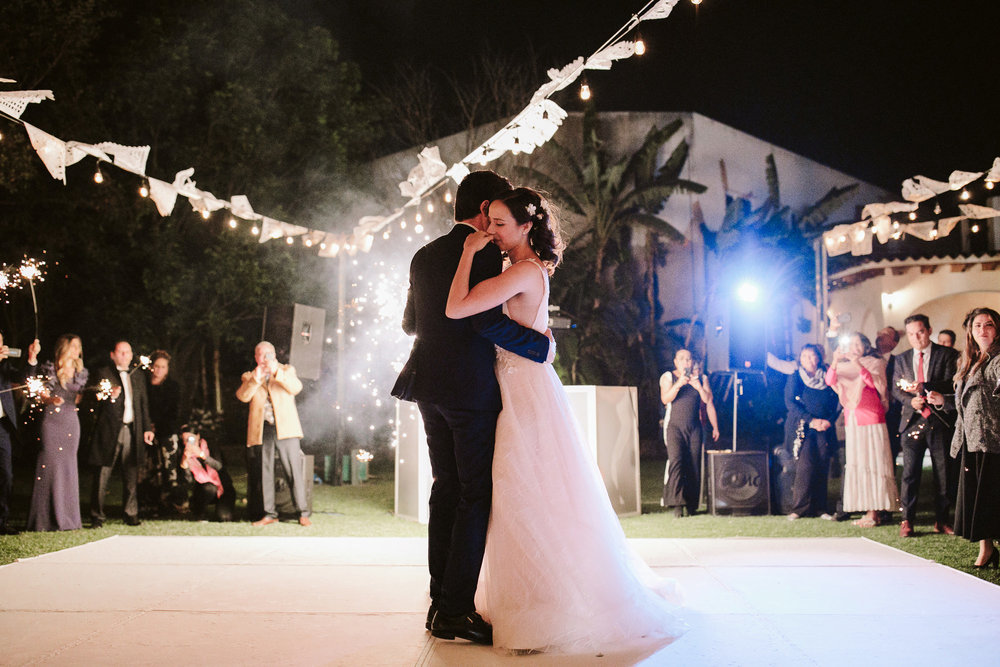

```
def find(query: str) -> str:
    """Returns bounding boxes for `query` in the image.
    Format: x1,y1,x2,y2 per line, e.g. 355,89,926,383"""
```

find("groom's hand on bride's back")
545,329,556,364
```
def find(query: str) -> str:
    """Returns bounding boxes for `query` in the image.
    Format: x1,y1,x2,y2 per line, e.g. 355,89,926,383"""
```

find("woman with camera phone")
660,349,719,517
825,333,899,527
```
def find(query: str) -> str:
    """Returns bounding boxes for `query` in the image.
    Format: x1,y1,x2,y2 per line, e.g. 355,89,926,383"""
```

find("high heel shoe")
973,546,999,569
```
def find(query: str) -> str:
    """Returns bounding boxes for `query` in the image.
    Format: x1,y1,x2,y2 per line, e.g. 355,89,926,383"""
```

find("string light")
579,80,592,101
139,181,149,198
426,201,434,213
415,212,422,223
228,218,237,229
251,225,260,235
971,224,980,233
691,0,703,5
93,163,104,184
414,224,424,234
200,209,210,220
444,191,452,204
908,211,916,220
285,236,294,245
986,181,995,190
960,189,970,200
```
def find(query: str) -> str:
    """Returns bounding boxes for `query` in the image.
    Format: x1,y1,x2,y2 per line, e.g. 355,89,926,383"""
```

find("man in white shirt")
88,340,154,527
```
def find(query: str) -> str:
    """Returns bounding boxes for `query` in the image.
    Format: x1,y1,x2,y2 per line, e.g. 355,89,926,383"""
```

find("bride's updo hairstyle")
493,187,565,273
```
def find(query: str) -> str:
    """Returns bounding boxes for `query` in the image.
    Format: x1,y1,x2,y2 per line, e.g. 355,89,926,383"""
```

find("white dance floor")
1,536,998,666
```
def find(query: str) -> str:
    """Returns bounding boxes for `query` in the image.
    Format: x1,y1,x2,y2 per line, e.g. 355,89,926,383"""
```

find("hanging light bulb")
444,191,453,204
200,209,210,220
691,0,703,5
933,202,942,215
228,218,238,229
634,30,646,56
304,238,313,247
251,225,260,235
382,230,390,240
986,180,995,190
139,181,149,198
93,163,104,184
0,130,4,141
426,201,434,213
414,224,424,234
960,189,970,200
415,212,422,223
971,224,981,233
285,236,294,245
579,80,592,101
908,211,917,220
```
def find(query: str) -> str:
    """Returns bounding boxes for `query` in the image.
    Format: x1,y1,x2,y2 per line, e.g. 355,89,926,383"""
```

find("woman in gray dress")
27,334,89,531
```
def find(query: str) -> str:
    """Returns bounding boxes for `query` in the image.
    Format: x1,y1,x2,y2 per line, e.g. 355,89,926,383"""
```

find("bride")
446,186,686,653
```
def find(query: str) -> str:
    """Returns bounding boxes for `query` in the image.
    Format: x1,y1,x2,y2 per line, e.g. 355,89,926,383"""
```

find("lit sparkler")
128,354,152,375
18,258,46,339
96,378,113,401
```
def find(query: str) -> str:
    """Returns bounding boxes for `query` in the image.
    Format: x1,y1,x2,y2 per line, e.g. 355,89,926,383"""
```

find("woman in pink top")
826,332,900,527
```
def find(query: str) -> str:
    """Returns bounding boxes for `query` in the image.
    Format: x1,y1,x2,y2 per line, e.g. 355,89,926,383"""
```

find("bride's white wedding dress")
475,259,686,653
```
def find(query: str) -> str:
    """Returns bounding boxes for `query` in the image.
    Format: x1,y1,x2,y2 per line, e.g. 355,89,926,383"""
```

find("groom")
392,170,552,645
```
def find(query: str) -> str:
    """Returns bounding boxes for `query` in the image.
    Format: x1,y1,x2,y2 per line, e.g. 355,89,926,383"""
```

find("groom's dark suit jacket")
394,224,548,412
890,342,959,432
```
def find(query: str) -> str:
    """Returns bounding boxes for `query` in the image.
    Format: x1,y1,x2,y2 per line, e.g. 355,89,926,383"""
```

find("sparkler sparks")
96,379,113,401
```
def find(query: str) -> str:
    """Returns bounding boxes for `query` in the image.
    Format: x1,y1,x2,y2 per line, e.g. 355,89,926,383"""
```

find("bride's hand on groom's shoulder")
464,230,493,253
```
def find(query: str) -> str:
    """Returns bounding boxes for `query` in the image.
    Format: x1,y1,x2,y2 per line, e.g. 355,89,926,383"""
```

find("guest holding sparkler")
87,340,154,527
1,332,40,534
26,335,88,532
142,350,184,515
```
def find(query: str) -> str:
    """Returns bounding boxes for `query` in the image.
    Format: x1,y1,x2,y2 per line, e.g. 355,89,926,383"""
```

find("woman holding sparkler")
27,334,89,531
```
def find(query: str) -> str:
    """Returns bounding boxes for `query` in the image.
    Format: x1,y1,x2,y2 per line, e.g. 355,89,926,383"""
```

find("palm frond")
798,183,859,233
510,165,585,216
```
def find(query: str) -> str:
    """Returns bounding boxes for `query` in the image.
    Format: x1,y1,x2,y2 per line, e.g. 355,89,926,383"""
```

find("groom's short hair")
454,170,512,222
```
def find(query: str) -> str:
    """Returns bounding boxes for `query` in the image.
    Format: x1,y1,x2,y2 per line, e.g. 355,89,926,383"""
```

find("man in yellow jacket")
236,341,311,527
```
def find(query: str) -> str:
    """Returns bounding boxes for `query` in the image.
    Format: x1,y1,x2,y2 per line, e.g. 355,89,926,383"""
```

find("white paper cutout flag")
23,122,67,182
0,89,53,118
148,177,178,217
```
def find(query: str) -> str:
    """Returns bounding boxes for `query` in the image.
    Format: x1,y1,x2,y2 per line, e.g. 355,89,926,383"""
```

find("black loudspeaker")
728,299,768,371
707,450,770,515
262,304,326,380
275,454,314,516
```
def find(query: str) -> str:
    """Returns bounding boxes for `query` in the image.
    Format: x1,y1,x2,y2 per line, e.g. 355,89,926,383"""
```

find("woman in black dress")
784,344,841,520
660,349,719,516
27,334,88,531
951,307,1000,569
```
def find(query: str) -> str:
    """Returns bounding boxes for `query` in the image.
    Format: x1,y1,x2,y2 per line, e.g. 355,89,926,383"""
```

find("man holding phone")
236,341,311,527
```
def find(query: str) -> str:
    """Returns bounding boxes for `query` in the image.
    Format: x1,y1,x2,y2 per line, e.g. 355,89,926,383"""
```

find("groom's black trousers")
417,401,497,617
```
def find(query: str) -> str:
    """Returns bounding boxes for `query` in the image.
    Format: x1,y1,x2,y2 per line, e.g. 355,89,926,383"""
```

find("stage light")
736,282,759,303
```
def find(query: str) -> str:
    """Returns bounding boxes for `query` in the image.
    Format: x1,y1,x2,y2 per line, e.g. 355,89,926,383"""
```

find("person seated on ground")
179,431,235,521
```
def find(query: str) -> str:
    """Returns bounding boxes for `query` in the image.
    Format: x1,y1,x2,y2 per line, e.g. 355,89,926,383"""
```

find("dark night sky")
311,0,1000,191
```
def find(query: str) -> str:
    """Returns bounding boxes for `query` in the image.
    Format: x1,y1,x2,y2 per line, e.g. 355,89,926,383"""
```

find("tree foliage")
0,0,379,435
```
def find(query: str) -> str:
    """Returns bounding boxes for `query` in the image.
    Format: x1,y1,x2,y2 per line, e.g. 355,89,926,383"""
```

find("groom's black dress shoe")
430,611,493,645
425,603,437,631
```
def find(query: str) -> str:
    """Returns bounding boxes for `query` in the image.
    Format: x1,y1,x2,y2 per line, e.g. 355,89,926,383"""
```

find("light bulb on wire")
93,163,104,184
139,181,149,198
579,81,592,101
634,30,646,56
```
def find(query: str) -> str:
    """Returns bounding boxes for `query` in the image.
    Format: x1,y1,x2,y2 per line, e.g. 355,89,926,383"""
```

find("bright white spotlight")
736,282,759,303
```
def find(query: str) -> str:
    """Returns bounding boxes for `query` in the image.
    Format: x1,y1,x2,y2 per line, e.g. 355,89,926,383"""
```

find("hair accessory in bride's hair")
525,202,544,221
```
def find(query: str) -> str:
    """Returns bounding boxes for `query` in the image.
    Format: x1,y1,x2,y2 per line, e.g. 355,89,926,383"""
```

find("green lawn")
2,448,996,587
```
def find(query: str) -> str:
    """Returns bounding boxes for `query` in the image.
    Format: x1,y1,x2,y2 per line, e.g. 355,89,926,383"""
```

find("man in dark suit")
891,314,959,538
88,340,154,527
0,332,39,535
392,170,552,646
